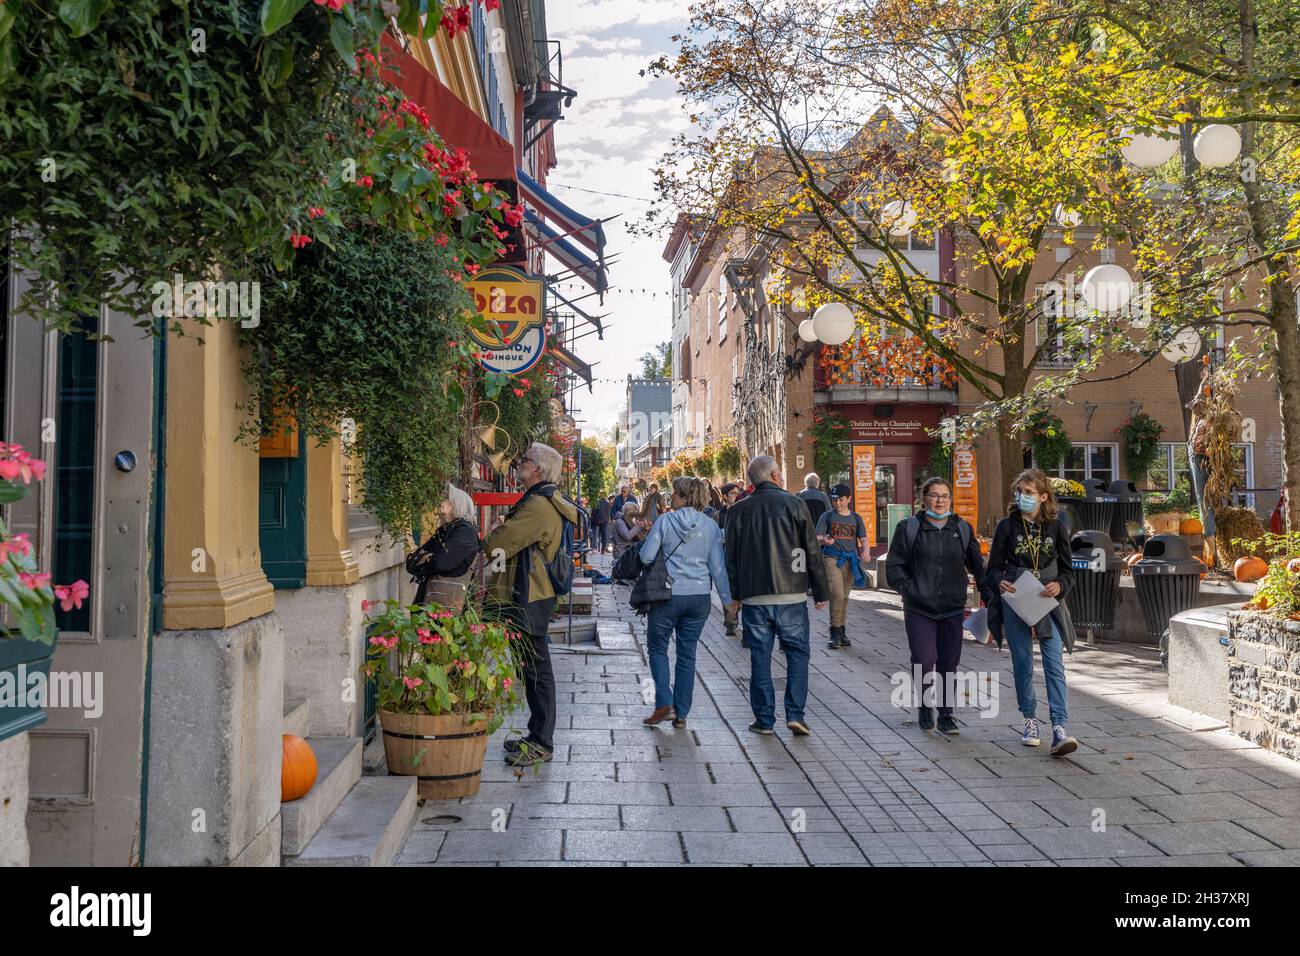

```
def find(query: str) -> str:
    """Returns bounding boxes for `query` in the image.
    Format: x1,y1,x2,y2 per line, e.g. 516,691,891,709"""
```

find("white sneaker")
1022,717,1041,747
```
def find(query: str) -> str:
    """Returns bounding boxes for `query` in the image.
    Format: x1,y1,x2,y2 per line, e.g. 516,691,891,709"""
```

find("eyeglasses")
516,455,535,469
924,492,952,502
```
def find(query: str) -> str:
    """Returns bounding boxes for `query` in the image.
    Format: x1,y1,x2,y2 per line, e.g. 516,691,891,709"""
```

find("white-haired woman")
406,483,481,613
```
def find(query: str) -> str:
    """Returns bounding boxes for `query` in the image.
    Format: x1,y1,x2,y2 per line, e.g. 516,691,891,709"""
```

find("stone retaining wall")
1228,610,1300,761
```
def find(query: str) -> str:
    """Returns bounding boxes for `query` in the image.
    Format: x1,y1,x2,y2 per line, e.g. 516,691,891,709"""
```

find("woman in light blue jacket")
639,476,732,729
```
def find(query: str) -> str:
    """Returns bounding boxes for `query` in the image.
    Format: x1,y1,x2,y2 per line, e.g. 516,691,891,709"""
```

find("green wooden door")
258,454,306,588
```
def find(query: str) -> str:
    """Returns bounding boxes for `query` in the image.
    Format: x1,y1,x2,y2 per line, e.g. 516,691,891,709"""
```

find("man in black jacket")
590,495,612,553
724,455,830,737
716,482,741,635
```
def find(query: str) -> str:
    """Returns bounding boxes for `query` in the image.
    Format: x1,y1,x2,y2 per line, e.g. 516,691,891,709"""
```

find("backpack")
902,515,972,554
524,485,582,598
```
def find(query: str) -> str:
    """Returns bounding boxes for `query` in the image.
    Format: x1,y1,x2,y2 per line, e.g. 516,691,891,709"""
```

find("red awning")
378,34,517,183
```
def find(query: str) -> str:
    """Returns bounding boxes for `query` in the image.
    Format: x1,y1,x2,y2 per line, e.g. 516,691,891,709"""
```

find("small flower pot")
379,710,493,799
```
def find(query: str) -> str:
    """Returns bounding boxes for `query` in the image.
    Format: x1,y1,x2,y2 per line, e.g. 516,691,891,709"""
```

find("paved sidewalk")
394,557,1300,866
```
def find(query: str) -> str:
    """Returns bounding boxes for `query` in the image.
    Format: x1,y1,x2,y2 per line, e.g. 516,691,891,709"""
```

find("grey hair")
747,454,777,486
528,442,563,483
445,483,476,524
803,473,821,489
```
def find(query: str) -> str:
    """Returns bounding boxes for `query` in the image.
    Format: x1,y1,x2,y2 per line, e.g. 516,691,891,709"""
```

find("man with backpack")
484,442,578,766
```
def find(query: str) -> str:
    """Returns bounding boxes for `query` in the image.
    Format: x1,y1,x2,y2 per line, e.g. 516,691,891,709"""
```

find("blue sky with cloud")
539,1,692,437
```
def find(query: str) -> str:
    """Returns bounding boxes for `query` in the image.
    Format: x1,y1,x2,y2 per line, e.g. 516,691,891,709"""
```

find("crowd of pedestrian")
404,444,1081,769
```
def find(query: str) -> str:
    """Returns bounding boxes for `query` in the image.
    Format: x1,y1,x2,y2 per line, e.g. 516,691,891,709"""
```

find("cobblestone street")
395,562,1300,866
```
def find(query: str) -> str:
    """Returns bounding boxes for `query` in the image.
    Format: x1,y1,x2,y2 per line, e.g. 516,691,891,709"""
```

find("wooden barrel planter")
379,710,492,799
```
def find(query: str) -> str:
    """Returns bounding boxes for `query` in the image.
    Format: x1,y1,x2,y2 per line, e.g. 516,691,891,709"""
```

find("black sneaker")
937,713,960,736
748,721,775,736
502,737,524,754
917,707,936,732
506,744,553,766
725,621,737,636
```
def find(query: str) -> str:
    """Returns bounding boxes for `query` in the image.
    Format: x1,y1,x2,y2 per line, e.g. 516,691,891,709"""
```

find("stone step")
283,698,310,739
280,736,362,856
285,775,417,867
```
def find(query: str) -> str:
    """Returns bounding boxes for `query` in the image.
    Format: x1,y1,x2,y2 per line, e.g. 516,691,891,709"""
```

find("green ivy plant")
0,1,351,332
1027,409,1071,472
810,411,850,484
243,224,476,542
1117,411,1164,484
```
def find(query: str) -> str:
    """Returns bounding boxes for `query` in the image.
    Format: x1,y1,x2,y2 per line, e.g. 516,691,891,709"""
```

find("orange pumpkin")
1234,556,1269,584
281,734,317,802
1179,516,1203,535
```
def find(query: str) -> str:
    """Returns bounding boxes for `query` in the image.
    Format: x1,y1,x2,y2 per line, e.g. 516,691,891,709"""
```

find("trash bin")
1108,479,1144,545
1066,530,1121,629
1066,478,1118,534
1130,534,1206,643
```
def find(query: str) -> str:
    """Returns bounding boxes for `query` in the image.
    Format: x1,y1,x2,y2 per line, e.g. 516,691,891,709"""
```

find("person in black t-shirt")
815,484,867,649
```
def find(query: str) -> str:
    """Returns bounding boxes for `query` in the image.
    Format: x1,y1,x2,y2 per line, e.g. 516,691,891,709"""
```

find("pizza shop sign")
467,266,547,376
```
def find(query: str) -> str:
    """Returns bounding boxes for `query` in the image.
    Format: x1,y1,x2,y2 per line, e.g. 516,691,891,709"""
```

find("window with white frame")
718,270,729,340
1035,284,1090,368
1028,442,1118,485
1145,441,1255,508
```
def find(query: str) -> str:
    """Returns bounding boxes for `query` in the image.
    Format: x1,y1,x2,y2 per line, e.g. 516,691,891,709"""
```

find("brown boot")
642,705,675,726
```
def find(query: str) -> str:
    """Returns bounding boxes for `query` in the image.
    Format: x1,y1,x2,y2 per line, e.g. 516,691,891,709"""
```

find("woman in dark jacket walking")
406,484,481,612
885,477,984,735
983,468,1078,756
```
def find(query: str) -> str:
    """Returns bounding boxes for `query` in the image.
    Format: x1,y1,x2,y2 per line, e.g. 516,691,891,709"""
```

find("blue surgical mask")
1016,492,1040,514
925,508,951,520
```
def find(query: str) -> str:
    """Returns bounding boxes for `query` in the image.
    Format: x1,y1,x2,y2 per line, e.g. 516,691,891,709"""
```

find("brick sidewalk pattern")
394,557,1300,866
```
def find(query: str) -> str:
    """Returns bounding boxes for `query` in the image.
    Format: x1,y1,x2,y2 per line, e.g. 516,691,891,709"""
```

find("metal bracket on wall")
1084,403,1099,432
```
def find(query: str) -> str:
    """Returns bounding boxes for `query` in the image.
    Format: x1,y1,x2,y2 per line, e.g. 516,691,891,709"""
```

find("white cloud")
547,0,689,34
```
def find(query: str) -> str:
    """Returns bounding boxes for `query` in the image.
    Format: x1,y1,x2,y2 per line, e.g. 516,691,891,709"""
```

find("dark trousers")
903,610,964,716
592,523,609,552
521,633,557,749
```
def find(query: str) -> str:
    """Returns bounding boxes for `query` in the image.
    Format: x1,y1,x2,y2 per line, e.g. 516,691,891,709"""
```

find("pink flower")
307,206,325,219
53,580,89,612
290,232,313,249
402,676,424,689
361,599,375,612
503,677,513,690
20,572,50,591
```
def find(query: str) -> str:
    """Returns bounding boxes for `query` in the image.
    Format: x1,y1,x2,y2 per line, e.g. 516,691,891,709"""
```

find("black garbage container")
1062,479,1118,534
1130,534,1206,643
1066,530,1121,629
1108,479,1144,545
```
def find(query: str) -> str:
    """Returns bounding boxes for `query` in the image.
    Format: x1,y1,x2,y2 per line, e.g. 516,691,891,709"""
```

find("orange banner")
851,444,877,545
953,443,978,529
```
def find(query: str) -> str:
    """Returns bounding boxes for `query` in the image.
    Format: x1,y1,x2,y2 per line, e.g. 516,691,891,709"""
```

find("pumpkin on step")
1179,516,1203,535
1233,556,1268,584
281,734,318,802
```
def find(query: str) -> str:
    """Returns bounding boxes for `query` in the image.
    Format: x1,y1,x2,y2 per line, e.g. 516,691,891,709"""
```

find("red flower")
357,175,374,188
442,3,473,38
290,233,313,249
307,207,325,219
314,0,350,10
435,234,449,248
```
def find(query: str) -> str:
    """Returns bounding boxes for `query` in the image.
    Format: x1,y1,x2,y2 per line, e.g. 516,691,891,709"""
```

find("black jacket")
724,482,830,603
408,518,480,579
983,512,1076,649
591,498,612,525
885,514,984,619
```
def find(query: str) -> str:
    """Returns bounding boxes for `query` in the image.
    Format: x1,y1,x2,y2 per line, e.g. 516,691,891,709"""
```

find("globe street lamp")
810,302,856,346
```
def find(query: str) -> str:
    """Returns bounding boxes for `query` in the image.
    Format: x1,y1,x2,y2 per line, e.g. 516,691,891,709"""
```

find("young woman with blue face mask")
884,477,985,736
984,468,1078,755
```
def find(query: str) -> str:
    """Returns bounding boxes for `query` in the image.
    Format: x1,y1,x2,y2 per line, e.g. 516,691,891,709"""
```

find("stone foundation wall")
0,733,29,866
1228,610,1300,761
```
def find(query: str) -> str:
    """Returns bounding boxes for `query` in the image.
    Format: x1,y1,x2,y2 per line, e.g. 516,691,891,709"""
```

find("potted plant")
1142,483,1194,535
0,443,89,743
1117,411,1164,485
362,598,524,799
1048,477,1086,530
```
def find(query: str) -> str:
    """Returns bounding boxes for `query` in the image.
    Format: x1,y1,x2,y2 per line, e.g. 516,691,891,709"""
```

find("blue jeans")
742,602,810,727
645,593,711,717
1003,608,1069,726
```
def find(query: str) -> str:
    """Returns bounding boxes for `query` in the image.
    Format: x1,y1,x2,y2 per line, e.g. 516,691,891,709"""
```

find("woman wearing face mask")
984,468,1078,755
885,477,985,735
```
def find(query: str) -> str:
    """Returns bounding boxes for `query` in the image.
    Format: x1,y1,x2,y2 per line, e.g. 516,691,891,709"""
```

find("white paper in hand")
1000,569,1058,628
962,607,989,641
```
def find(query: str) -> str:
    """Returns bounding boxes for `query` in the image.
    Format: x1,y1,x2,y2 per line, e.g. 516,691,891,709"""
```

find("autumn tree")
647,0,1197,497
